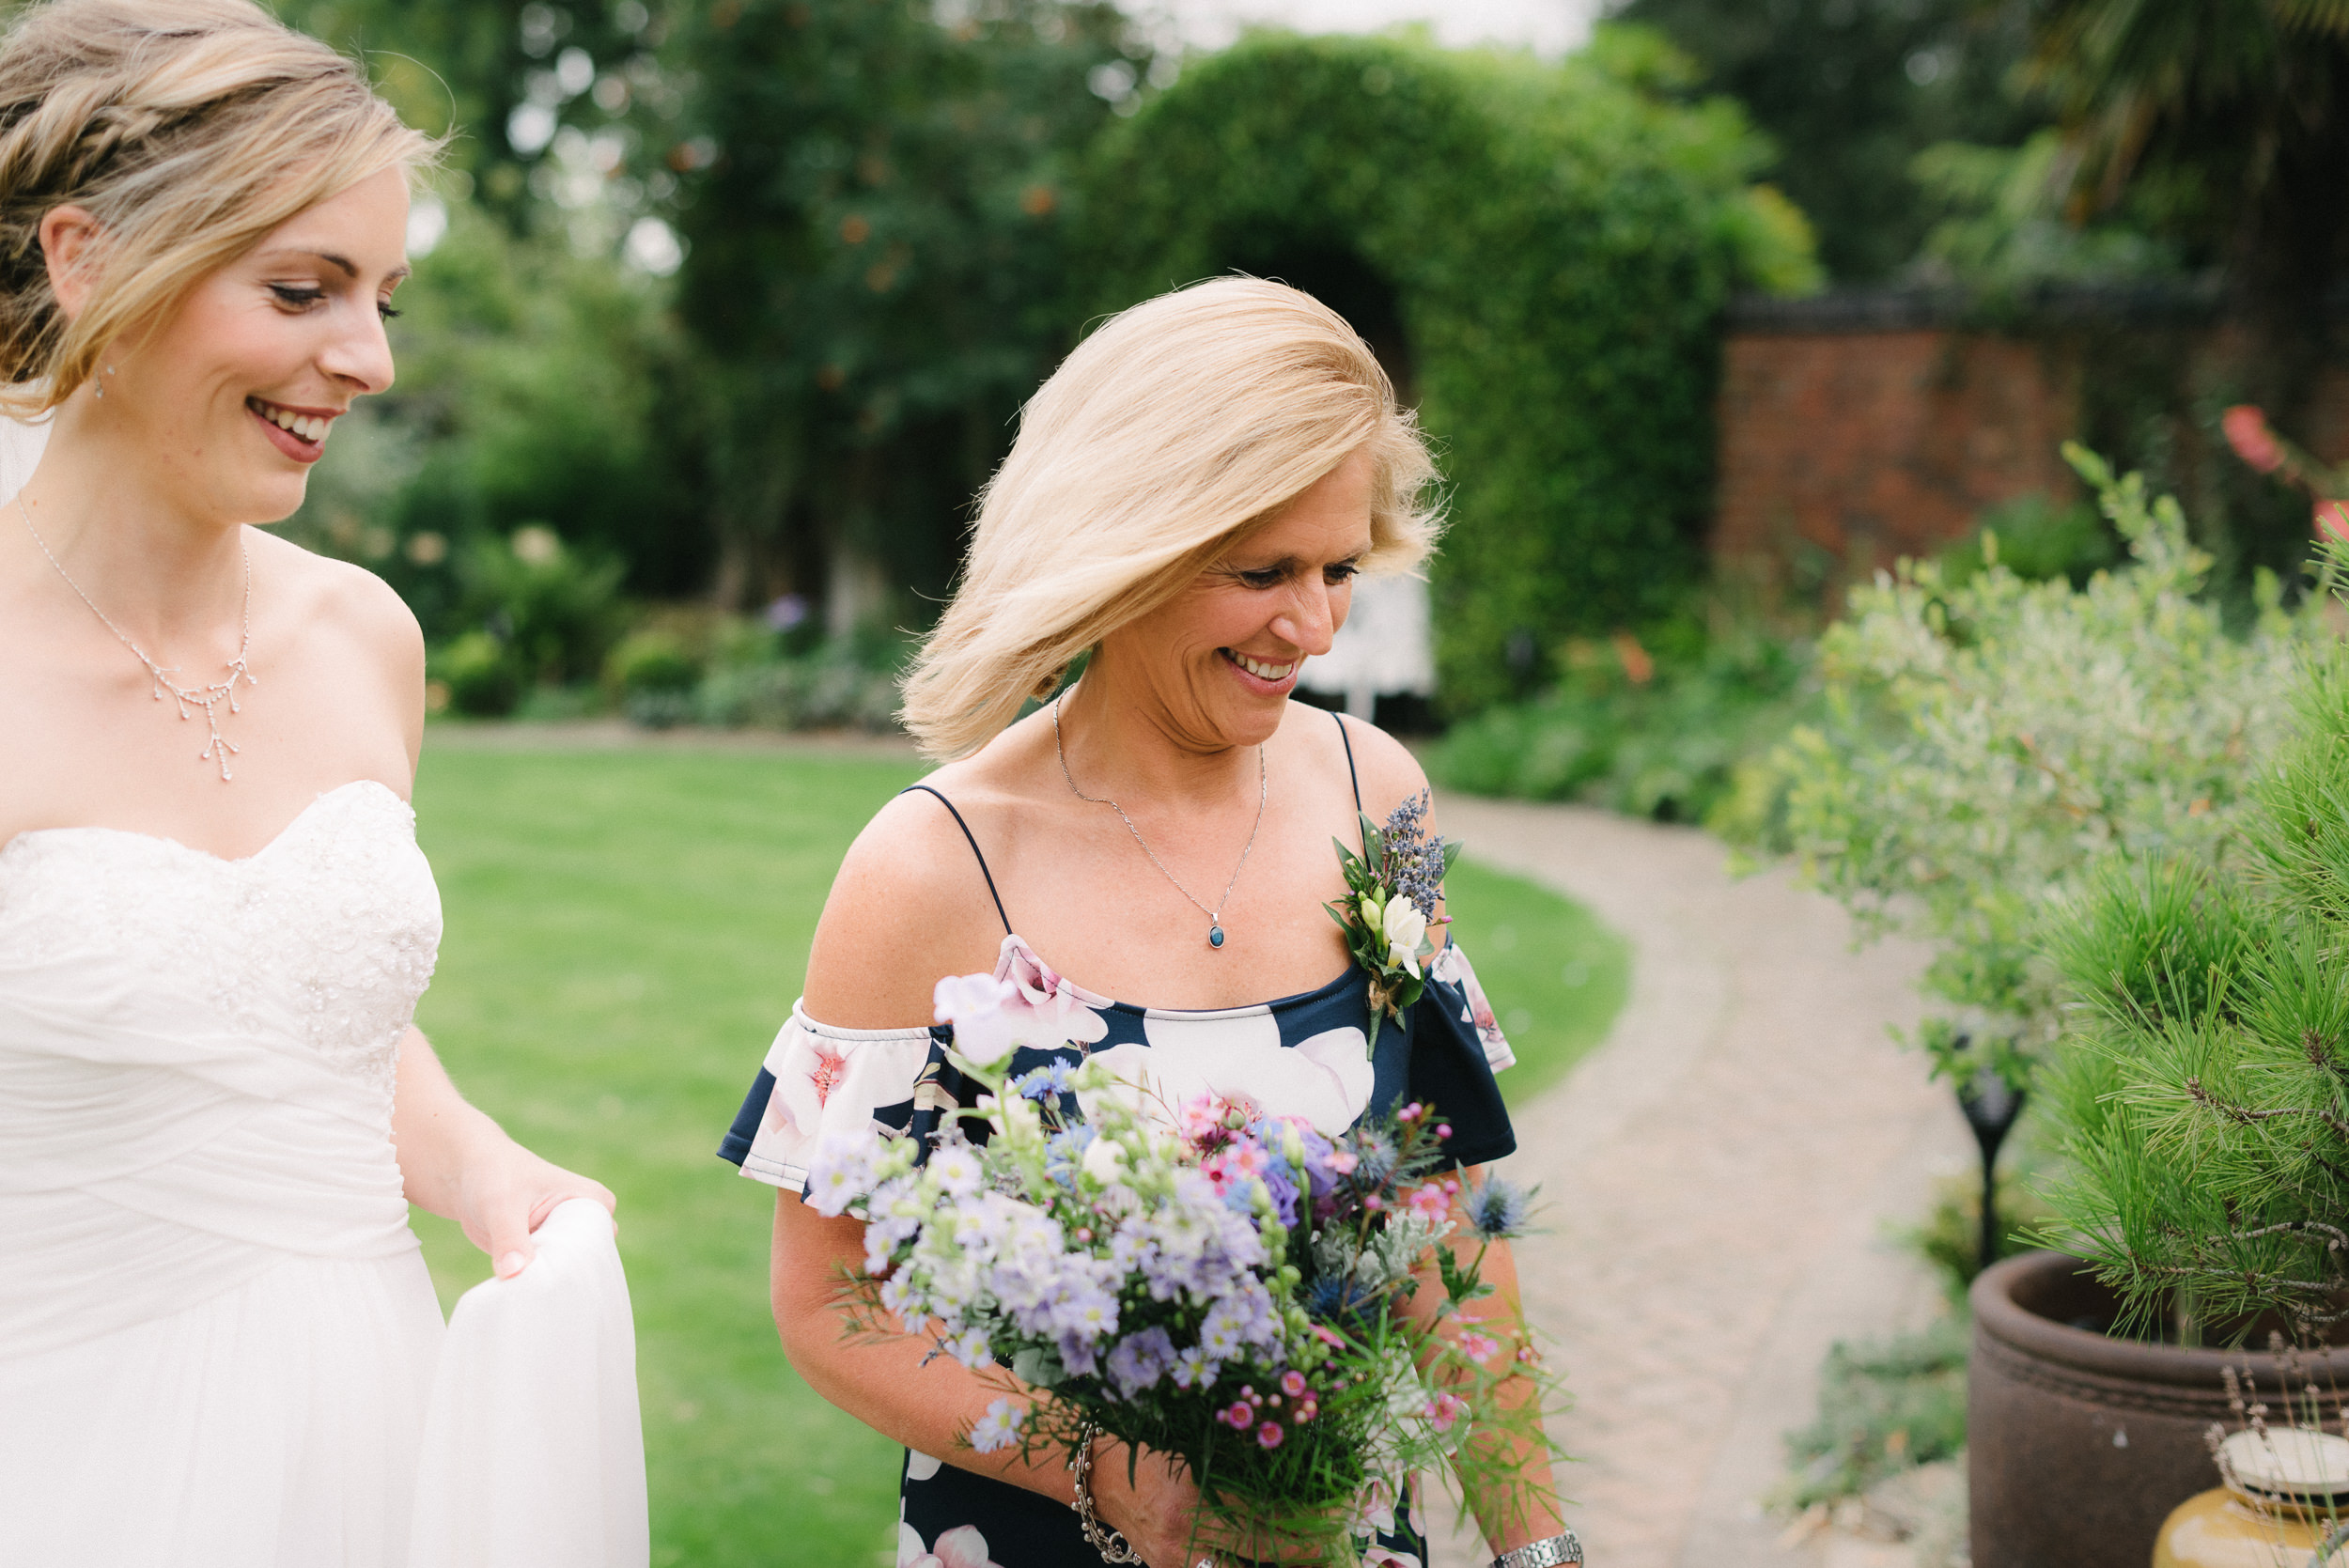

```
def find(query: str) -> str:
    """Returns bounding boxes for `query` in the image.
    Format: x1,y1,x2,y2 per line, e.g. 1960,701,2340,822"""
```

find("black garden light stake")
1956,1062,2027,1276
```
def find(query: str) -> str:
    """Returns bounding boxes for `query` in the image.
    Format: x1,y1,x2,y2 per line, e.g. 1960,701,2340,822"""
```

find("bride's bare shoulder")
259,528,421,675
255,532,425,759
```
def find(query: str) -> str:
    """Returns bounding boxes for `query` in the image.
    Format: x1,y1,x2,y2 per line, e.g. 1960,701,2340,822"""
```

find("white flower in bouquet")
1081,1135,1128,1187
933,971,1018,1064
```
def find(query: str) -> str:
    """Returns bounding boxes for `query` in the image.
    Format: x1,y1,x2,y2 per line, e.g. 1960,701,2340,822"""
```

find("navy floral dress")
720,719,1520,1568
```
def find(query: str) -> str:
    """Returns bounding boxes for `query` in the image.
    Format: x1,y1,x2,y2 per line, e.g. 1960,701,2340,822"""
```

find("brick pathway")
1424,799,1970,1568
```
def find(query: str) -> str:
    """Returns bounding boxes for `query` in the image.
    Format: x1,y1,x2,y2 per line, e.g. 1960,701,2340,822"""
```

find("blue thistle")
1465,1174,1535,1239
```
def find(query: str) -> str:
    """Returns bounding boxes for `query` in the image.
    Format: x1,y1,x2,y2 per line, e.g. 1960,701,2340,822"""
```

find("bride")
0,2,614,1562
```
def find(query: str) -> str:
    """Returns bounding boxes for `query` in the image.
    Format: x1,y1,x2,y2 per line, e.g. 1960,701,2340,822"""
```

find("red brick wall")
1711,329,2082,574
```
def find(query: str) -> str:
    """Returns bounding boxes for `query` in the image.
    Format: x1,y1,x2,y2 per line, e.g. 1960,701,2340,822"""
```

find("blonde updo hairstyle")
0,0,434,418
901,277,1441,761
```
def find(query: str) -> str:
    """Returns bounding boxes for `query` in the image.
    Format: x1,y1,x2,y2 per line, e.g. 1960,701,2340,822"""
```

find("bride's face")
1097,444,1375,752
95,164,411,526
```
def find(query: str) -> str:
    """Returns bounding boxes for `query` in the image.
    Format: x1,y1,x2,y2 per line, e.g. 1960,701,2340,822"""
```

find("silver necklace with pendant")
1054,692,1267,950
17,497,257,782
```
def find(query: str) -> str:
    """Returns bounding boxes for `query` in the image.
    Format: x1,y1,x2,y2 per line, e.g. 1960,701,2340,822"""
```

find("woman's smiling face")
1096,444,1376,752
86,163,410,524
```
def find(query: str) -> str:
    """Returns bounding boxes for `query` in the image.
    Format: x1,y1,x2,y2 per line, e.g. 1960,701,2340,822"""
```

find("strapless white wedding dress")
0,781,449,1565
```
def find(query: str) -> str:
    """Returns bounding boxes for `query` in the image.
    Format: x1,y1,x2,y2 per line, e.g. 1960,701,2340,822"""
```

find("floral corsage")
1326,789,1462,1045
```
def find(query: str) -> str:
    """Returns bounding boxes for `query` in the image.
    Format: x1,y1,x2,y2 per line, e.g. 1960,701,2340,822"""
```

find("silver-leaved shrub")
1760,444,2333,1088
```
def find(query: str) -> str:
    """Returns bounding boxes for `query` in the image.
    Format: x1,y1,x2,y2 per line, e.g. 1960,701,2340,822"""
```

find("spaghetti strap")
901,784,1012,935
1333,711,1363,813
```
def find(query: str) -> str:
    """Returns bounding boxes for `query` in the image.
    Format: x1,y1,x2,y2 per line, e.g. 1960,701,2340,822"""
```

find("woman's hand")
447,1133,615,1279
389,1026,615,1278
1087,1444,1210,1568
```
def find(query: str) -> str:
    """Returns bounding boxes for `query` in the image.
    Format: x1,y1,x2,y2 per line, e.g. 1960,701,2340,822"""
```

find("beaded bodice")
0,780,442,1108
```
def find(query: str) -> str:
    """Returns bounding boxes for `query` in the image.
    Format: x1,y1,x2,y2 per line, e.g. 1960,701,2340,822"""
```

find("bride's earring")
92,364,115,400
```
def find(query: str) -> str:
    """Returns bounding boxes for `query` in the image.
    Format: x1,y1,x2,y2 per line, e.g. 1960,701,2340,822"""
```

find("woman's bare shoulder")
253,531,425,764
260,531,421,668
1295,702,1430,820
802,772,1014,1028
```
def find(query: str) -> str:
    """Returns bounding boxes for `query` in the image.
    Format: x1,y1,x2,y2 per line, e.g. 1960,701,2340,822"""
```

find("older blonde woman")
0,3,613,1560
722,279,1572,1568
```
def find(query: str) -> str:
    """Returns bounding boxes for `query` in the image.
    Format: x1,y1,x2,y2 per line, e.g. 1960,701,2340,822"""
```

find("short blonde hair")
901,276,1440,760
0,0,433,417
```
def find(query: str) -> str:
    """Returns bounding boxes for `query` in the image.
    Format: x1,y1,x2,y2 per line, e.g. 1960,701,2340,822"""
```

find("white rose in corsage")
1325,789,1461,1045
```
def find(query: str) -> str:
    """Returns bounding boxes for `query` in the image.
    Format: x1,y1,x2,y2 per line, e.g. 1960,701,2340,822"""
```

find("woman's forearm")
770,1192,1083,1506
391,1028,614,1276
1418,1220,1567,1553
389,1026,506,1219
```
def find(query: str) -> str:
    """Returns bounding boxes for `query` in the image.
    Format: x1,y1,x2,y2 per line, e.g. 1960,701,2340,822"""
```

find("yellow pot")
2155,1486,2348,1568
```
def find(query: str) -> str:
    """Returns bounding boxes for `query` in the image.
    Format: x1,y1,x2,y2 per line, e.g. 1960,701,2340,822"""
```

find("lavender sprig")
1329,791,1466,1044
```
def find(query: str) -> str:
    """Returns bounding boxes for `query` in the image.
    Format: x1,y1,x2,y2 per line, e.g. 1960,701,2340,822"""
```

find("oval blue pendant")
1207,924,1225,949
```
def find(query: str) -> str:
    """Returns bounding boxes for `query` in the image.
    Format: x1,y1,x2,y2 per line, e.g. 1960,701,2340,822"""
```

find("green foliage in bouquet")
1749,446,2329,1090
2041,614,2349,1335
806,1032,1558,1565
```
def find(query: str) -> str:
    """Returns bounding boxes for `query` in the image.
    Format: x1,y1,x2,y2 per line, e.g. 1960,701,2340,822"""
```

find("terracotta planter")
1969,1251,2349,1568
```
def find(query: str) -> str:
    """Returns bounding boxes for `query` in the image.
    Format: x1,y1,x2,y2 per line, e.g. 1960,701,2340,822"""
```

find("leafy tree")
663,0,1140,619
2018,0,2349,461
278,0,672,226
1610,0,2037,281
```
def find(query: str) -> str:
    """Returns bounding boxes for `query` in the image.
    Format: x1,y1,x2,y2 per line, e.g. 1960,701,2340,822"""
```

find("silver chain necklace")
1054,691,1266,951
17,497,257,783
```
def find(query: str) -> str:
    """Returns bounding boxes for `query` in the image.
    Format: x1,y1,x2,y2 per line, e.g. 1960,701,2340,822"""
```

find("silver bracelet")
1493,1530,1583,1568
1069,1421,1145,1564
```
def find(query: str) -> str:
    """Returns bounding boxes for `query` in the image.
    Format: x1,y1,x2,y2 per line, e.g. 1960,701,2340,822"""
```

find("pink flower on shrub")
2320,500,2349,544
1257,1420,1284,1449
2224,405,2288,474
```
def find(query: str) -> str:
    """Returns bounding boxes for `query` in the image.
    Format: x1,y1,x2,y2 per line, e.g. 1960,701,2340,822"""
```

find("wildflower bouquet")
1327,789,1463,1044
804,1016,1548,1564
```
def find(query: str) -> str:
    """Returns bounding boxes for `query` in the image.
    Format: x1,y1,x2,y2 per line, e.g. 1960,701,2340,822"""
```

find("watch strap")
1491,1530,1583,1568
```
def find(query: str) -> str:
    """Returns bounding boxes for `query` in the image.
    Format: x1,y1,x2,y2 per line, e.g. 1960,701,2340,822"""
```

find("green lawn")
405,746,1627,1568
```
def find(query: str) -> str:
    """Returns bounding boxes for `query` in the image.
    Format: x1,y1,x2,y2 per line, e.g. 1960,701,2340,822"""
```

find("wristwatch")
1492,1531,1583,1568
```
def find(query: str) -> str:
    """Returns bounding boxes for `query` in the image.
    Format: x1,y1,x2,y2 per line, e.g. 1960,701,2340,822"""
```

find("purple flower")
1173,1344,1220,1390
969,1397,1025,1453
1105,1327,1177,1398
1058,1331,1100,1378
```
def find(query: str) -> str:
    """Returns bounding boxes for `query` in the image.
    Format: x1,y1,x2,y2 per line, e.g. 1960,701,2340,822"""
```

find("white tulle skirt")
0,1250,444,1567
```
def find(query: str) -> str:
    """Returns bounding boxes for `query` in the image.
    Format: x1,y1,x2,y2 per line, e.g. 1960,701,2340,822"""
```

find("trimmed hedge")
1079,27,1815,710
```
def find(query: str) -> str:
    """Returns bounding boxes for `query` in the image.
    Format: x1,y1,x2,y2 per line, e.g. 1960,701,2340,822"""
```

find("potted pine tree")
1999,628,2349,1568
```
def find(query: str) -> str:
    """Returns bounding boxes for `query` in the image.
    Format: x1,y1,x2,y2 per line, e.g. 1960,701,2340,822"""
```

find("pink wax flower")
2224,405,2287,475
1280,1369,1308,1398
1256,1421,1284,1450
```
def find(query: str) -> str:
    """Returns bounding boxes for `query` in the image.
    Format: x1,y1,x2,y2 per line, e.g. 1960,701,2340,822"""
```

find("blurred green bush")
1934,490,2116,589
1427,618,1817,824
1082,25,1821,712
1781,1317,1969,1510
